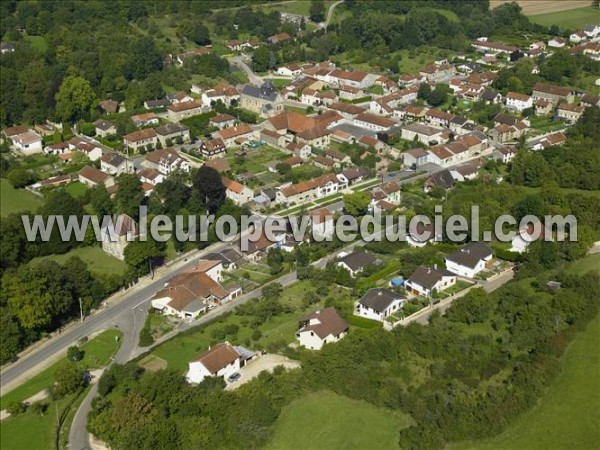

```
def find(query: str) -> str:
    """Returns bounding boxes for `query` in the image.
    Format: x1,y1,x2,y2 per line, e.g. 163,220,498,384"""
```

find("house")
405,265,457,297
495,145,517,164
445,242,493,278
329,102,366,118
275,173,340,204
570,31,588,43
201,84,240,107
286,142,312,159
166,91,193,104
471,39,518,54
185,343,254,384
548,37,566,48
263,110,338,148
144,98,171,110
78,166,114,188
11,131,43,155
151,266,239,320
400,123,444,146
481,90,503,105
210,113,236,129
175,47,211,65
155,123,190,146
123,128,158,152
296,308,348,350
370,181,401,210
277,63,302,77
325,149,351,165
199,138,226,159
216,123,255,146
425,109,455,128
402,147,430,168
0,42,16,54
556,102,585,124
222,177,253,205
144,148,190,175
94,119,116,137
424,169,455,193
583,24,600,38
204,157,231,173
101,214,139,261
131,113,159,128
529,131,567,150
138,168,165,186
419,63,456,82
308,207,334,239
337,251,381,277
505,92,533,112
205,248,243,270
327,69,376,89
338,166,370,186
267,32,292,45
532,82,574,105
99,99,119,114
580,93,600,108
167,100,204,122
358,135,385,152
406,222,441,247
243,229,285,261
100,152,132,175
355,288,406,322
353,112,396,132
535,98,553,116
337,84,365,101
239,82,284,116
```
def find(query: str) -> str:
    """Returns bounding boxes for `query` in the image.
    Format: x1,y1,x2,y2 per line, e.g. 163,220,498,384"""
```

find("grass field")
266,390,412,450
28,246,127,276
62,181,88,199
1,329,122,407
457,313,600,450
0,178,44,216
566,253,600,275
528,6,599,29
24,34,48,53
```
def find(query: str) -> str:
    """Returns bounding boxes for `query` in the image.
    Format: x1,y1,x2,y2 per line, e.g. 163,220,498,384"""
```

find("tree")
126,37,162,80
55,76,98,123
189,23,211,45
343,191,371,216
89,185,113,217
418,83,431,100
7,168,36,188
115,173,144,218
0,308,22,364
192,166,226,214
309,0,326,22
29,402,48,416
67,345,85,362
53,362,86,398
427,87,447,106
124,239,164,272
252,46,271,72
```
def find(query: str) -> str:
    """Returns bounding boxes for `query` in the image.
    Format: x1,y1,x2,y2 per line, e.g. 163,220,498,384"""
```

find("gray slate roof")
445,242,493,269
241,83,278,102
338,251,379,272
359,288,404,313
407,265,454,290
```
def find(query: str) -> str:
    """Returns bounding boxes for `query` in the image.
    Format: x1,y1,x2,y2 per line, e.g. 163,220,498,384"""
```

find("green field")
266,390,412,450
24,34,48,53
0,329,122,407
566,253,600,275
0,178,44,216
28,246,127,276
62,181,88,198
458,314,600,450
529,7,600,30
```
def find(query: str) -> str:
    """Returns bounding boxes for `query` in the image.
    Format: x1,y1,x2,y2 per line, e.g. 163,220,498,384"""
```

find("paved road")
230,55,262,86
322,0,344,30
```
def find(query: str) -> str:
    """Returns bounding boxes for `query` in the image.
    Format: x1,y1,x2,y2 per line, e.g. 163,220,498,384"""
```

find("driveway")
226,354,300,390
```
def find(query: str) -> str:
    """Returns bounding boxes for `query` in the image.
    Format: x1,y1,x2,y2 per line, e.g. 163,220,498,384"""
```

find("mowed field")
0,178,44,216
489,1,594,16
457,313,600,450
530,6,600,29
266,390,412,450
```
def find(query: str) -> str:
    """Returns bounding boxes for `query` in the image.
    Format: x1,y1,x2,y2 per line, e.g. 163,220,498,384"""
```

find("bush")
7,402,27,416
138,325,154,347
67,345,85,362
251,329,262,341
29,401,48,416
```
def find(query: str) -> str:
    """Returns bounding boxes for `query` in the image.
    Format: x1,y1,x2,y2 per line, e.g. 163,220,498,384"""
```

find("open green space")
0,178,44,216
24,34,48,53
529,7,600,30
28,246,127,276
266,390,412,450
265,78,292,89
227,145,288,174
1,329,122,407
62,181,88,199
457,313,600,450
566,253,600,276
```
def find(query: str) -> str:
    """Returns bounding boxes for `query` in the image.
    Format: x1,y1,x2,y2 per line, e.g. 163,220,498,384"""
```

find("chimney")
427,268,431,274
434,263,437,270
377,290,382,296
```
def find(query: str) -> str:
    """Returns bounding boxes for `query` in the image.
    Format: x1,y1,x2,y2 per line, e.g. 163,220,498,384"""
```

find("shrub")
7,402,27,416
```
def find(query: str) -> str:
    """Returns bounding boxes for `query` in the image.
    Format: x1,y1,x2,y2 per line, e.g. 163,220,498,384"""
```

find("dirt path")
489,0,593,16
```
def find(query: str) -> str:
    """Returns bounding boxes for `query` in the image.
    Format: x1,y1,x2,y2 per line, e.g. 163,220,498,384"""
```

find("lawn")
227,145,288,174
62,181,88,199
566,253,600,276
529,7,600,30
24,34,48,53
457,313,600,450
0,178,44,216
0,329,122,407
266,390,412,450
265,78,292,89
28,246,127,276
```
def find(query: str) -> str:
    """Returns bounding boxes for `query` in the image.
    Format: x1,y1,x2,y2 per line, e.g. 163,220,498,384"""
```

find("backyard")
266,390,412,450
27,246,127,277
0,178,44,216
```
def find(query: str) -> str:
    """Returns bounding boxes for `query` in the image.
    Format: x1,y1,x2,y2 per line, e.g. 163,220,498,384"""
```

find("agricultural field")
0,178,44,217
457,314,600,450
266,390,412,450
27,246,127,276
529,6,600,29
490,1,595,17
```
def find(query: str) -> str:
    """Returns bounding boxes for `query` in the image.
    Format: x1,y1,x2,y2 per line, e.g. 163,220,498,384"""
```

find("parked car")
227,372,241,383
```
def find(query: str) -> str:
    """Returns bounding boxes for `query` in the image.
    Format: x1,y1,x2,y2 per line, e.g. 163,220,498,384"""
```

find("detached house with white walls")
355,288,407,322
185,342,255,384
405,265,457,297
505,92,533,112
445,242,493,278
296,307,349,350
